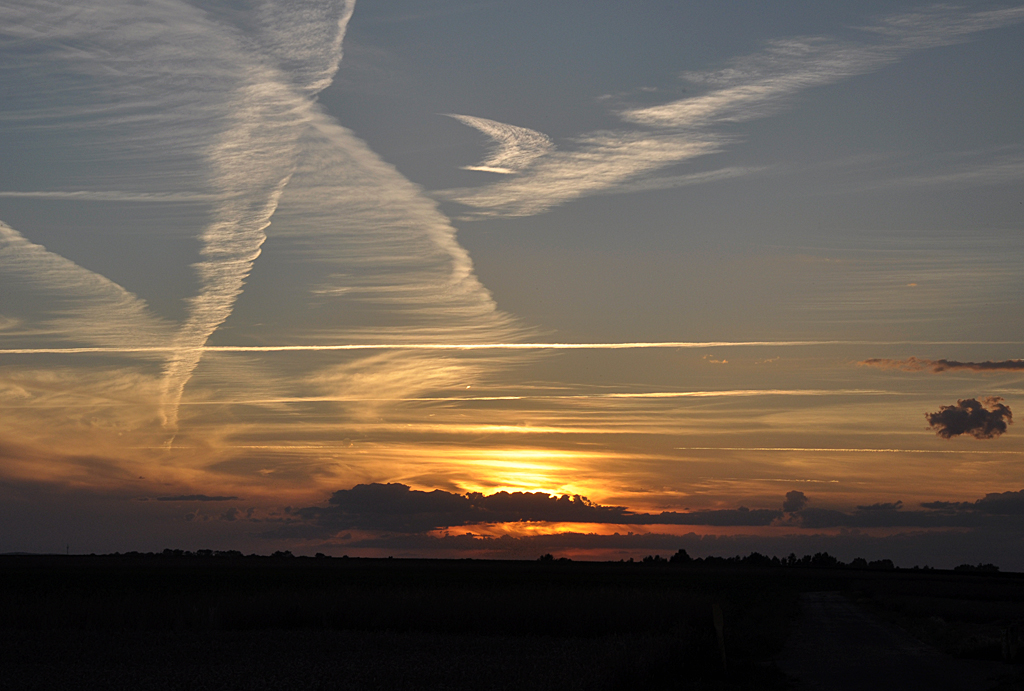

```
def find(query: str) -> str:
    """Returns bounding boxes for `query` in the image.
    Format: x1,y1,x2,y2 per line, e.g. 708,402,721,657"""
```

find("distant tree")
810,552,839,568
850,557,868,569
271,550,295,558
538,553,554,562
868,559,895,570
786,553,798,567
669,548,692,565
642,554,668,565
742,552,773,567
954,563,999,572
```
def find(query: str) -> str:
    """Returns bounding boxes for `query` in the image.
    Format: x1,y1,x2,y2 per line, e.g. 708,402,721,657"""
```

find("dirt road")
775,592,1010,690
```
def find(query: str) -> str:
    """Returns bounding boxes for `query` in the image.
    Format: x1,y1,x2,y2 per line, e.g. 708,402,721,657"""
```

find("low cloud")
861,357,1024,372
925,397,1012,439
921,489,1024,515
292,483,783,534
156,494,239,502
857,501,903,511
279,485,1024,539
783,490,808,512
795,490,1024,529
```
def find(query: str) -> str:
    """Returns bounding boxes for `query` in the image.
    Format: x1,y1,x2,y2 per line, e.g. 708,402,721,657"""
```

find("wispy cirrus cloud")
0,191,222,202
1,0,355,432
886,151,1024,189
439,5,1024,220
246,108,521,345
445,114,553,174
156,1,358,430
0,221,171,347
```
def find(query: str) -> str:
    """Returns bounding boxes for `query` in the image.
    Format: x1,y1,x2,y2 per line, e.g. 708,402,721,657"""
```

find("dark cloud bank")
156,494,239,502
925,397,1012,439
269,486,1024,570
861,357,1024,373
292,483,782,534
286,484,1024,536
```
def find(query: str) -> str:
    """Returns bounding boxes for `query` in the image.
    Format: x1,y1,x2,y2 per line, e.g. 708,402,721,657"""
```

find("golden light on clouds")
3,0,1024,567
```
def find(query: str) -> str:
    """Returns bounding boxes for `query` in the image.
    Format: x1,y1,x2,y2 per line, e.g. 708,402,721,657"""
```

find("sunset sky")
2,0,1023,568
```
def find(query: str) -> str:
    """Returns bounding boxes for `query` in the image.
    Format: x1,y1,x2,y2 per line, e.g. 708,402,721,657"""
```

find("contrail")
441,6,1024,220
155,1,357,430
676,447,1024,455
0,221,171,347
170,388,898,404
445,113,553,174
1,389,901,409
0,190,223,202
2,340,1021,355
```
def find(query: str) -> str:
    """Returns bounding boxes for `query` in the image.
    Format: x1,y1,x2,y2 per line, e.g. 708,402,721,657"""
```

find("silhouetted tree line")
73,548,998,572
953,562,1001,573
80,549,303,558
536,548,999,572
630,549,897,569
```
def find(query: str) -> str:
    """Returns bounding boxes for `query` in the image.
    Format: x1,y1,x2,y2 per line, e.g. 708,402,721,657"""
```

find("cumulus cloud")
861,357,1024,373
783,490,808,512
925,397,1012,439
292,483,783,534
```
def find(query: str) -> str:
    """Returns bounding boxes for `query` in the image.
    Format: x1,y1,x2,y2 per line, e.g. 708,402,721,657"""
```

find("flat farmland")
2,555,1022,690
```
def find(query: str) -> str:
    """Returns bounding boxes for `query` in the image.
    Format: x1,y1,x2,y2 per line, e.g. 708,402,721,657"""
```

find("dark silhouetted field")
1,554,1022,690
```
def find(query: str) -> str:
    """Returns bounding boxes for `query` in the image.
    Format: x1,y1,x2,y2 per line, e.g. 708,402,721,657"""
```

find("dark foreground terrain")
1,554,1022,690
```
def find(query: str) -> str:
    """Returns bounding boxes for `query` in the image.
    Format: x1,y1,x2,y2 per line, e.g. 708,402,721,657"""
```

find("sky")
1,0,1023,568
